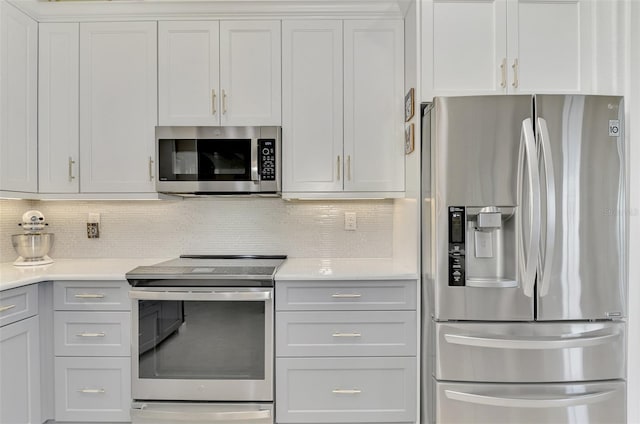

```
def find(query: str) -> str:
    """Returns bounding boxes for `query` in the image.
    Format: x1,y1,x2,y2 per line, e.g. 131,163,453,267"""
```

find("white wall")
0,198,394,261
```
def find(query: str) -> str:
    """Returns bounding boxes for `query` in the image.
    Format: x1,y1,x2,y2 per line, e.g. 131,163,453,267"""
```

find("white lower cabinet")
0,285,40,424
53,281,131,422
275,280,417,424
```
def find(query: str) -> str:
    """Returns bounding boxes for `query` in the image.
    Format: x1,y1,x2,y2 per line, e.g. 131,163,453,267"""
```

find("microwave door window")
197,139,251,181
158,139,198,181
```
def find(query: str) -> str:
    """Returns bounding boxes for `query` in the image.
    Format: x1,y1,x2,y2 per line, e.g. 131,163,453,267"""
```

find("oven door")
129,287,273,401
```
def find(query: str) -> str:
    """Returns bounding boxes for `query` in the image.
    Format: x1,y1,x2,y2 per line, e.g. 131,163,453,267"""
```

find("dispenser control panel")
448,206,466,286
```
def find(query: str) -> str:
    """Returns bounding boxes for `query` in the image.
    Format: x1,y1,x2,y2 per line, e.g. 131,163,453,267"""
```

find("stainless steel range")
125,255,286,424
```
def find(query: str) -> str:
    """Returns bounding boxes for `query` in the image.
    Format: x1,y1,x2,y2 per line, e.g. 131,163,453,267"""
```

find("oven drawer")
0,284,38,327
54,356,131,422
131,402,273,424
275,357,416,423
54,311,131,357
275,280,417,311
54,280,130,311
276,311,417,357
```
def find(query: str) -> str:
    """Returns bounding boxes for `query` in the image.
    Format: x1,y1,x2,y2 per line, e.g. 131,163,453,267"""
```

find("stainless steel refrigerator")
420,95,627,423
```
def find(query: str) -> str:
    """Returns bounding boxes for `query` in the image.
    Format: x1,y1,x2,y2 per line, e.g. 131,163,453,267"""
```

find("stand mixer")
12,210,55,266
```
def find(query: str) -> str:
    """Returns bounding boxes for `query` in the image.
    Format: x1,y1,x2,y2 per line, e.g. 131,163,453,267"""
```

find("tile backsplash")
0,198,393,261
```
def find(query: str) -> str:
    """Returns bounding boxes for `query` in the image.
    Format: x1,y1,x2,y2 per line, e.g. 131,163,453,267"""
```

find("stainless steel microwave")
155,126,281,195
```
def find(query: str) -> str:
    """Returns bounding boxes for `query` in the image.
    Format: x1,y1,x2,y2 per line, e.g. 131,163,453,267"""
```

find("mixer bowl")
12,233,54,261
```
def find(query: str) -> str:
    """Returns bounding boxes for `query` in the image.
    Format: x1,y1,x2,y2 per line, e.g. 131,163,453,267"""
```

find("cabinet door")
0,1,37,193
422,0,507,99
158,21,220,126
507,0,592,94
219,20,281,126
39,23,80,193
79,22,157,193
282,20,343,193
344,20,404,192
0,316,41,424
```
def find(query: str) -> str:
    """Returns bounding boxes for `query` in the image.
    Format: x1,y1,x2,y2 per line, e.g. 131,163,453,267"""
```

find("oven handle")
131,406,271,422
129,290,271,302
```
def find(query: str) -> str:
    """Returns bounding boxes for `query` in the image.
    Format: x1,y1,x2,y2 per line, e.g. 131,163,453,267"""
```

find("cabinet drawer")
275,280,417,311
0,284,38,327
54,356,131,422
54,311,131,357
276,357,417,423
276,311,417,357
54,281,130,311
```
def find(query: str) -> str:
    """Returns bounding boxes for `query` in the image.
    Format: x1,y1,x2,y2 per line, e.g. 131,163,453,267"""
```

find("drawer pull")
331,294,361,299
332,332,362,338
77,388,106,394
74,294,105,299
76,332,106,338
0,304,16,313
332,389,362,395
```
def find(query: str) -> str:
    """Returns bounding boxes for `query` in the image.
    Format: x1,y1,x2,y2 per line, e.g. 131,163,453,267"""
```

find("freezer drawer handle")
444,389,616,408
131,406,271,422
444,332,620,349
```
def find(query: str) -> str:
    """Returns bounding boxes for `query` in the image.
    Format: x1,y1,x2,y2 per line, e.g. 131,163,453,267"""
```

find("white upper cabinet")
158,20,281,126
79,22,157,193
39,23,80,193
344,20,404,193
158,21,220,126
0,1,37,193
282,19,404,197
422,0,592,99
282,20,343,193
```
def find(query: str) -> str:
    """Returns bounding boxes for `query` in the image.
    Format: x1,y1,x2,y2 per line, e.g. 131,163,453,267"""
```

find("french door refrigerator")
420,95,627,424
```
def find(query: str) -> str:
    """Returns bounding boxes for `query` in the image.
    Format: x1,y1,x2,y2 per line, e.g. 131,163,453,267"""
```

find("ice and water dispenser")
448,205,517,287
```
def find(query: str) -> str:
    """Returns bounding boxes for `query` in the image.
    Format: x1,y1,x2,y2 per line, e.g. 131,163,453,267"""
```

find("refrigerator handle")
444,389,617,409
537,117,556,297
517,118,541,298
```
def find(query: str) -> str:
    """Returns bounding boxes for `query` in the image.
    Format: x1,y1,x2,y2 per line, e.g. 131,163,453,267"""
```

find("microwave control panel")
259,139,276,181
448,206,466,286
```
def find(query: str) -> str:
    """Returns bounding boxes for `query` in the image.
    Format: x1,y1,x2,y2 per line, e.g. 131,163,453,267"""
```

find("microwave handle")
251,138,259,182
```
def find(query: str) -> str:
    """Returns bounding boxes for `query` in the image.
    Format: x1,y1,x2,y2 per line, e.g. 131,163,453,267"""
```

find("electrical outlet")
87,222,100,238
344,212,357,231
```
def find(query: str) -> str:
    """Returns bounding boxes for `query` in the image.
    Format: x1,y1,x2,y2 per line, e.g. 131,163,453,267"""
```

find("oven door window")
158,138,252,181
138,300,265,380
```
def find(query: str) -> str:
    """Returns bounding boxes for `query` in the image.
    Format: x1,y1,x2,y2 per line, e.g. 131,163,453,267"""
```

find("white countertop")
0,257,418,292
0,258,168,292
275,258,418,281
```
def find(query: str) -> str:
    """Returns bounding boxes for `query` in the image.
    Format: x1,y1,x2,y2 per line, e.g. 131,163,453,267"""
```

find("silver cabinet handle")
500,58,507,88
337,156,341,181
0,304,16,313
222,89,228,114
74,293,105,299
68,157,76,181
347,155,351,181
517,118,541,298
331,293,361,299
148,157,154,181
131,406,271,422
77,388,105,394
211,89,217,115
130,290,271,302
332,332,362,338
512,58,519,88
445,389,617,408
76,332,106,338
537,117,556,298
332,389,362,394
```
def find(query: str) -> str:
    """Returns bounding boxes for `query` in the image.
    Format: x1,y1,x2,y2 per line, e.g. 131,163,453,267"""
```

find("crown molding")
8,0,405,21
